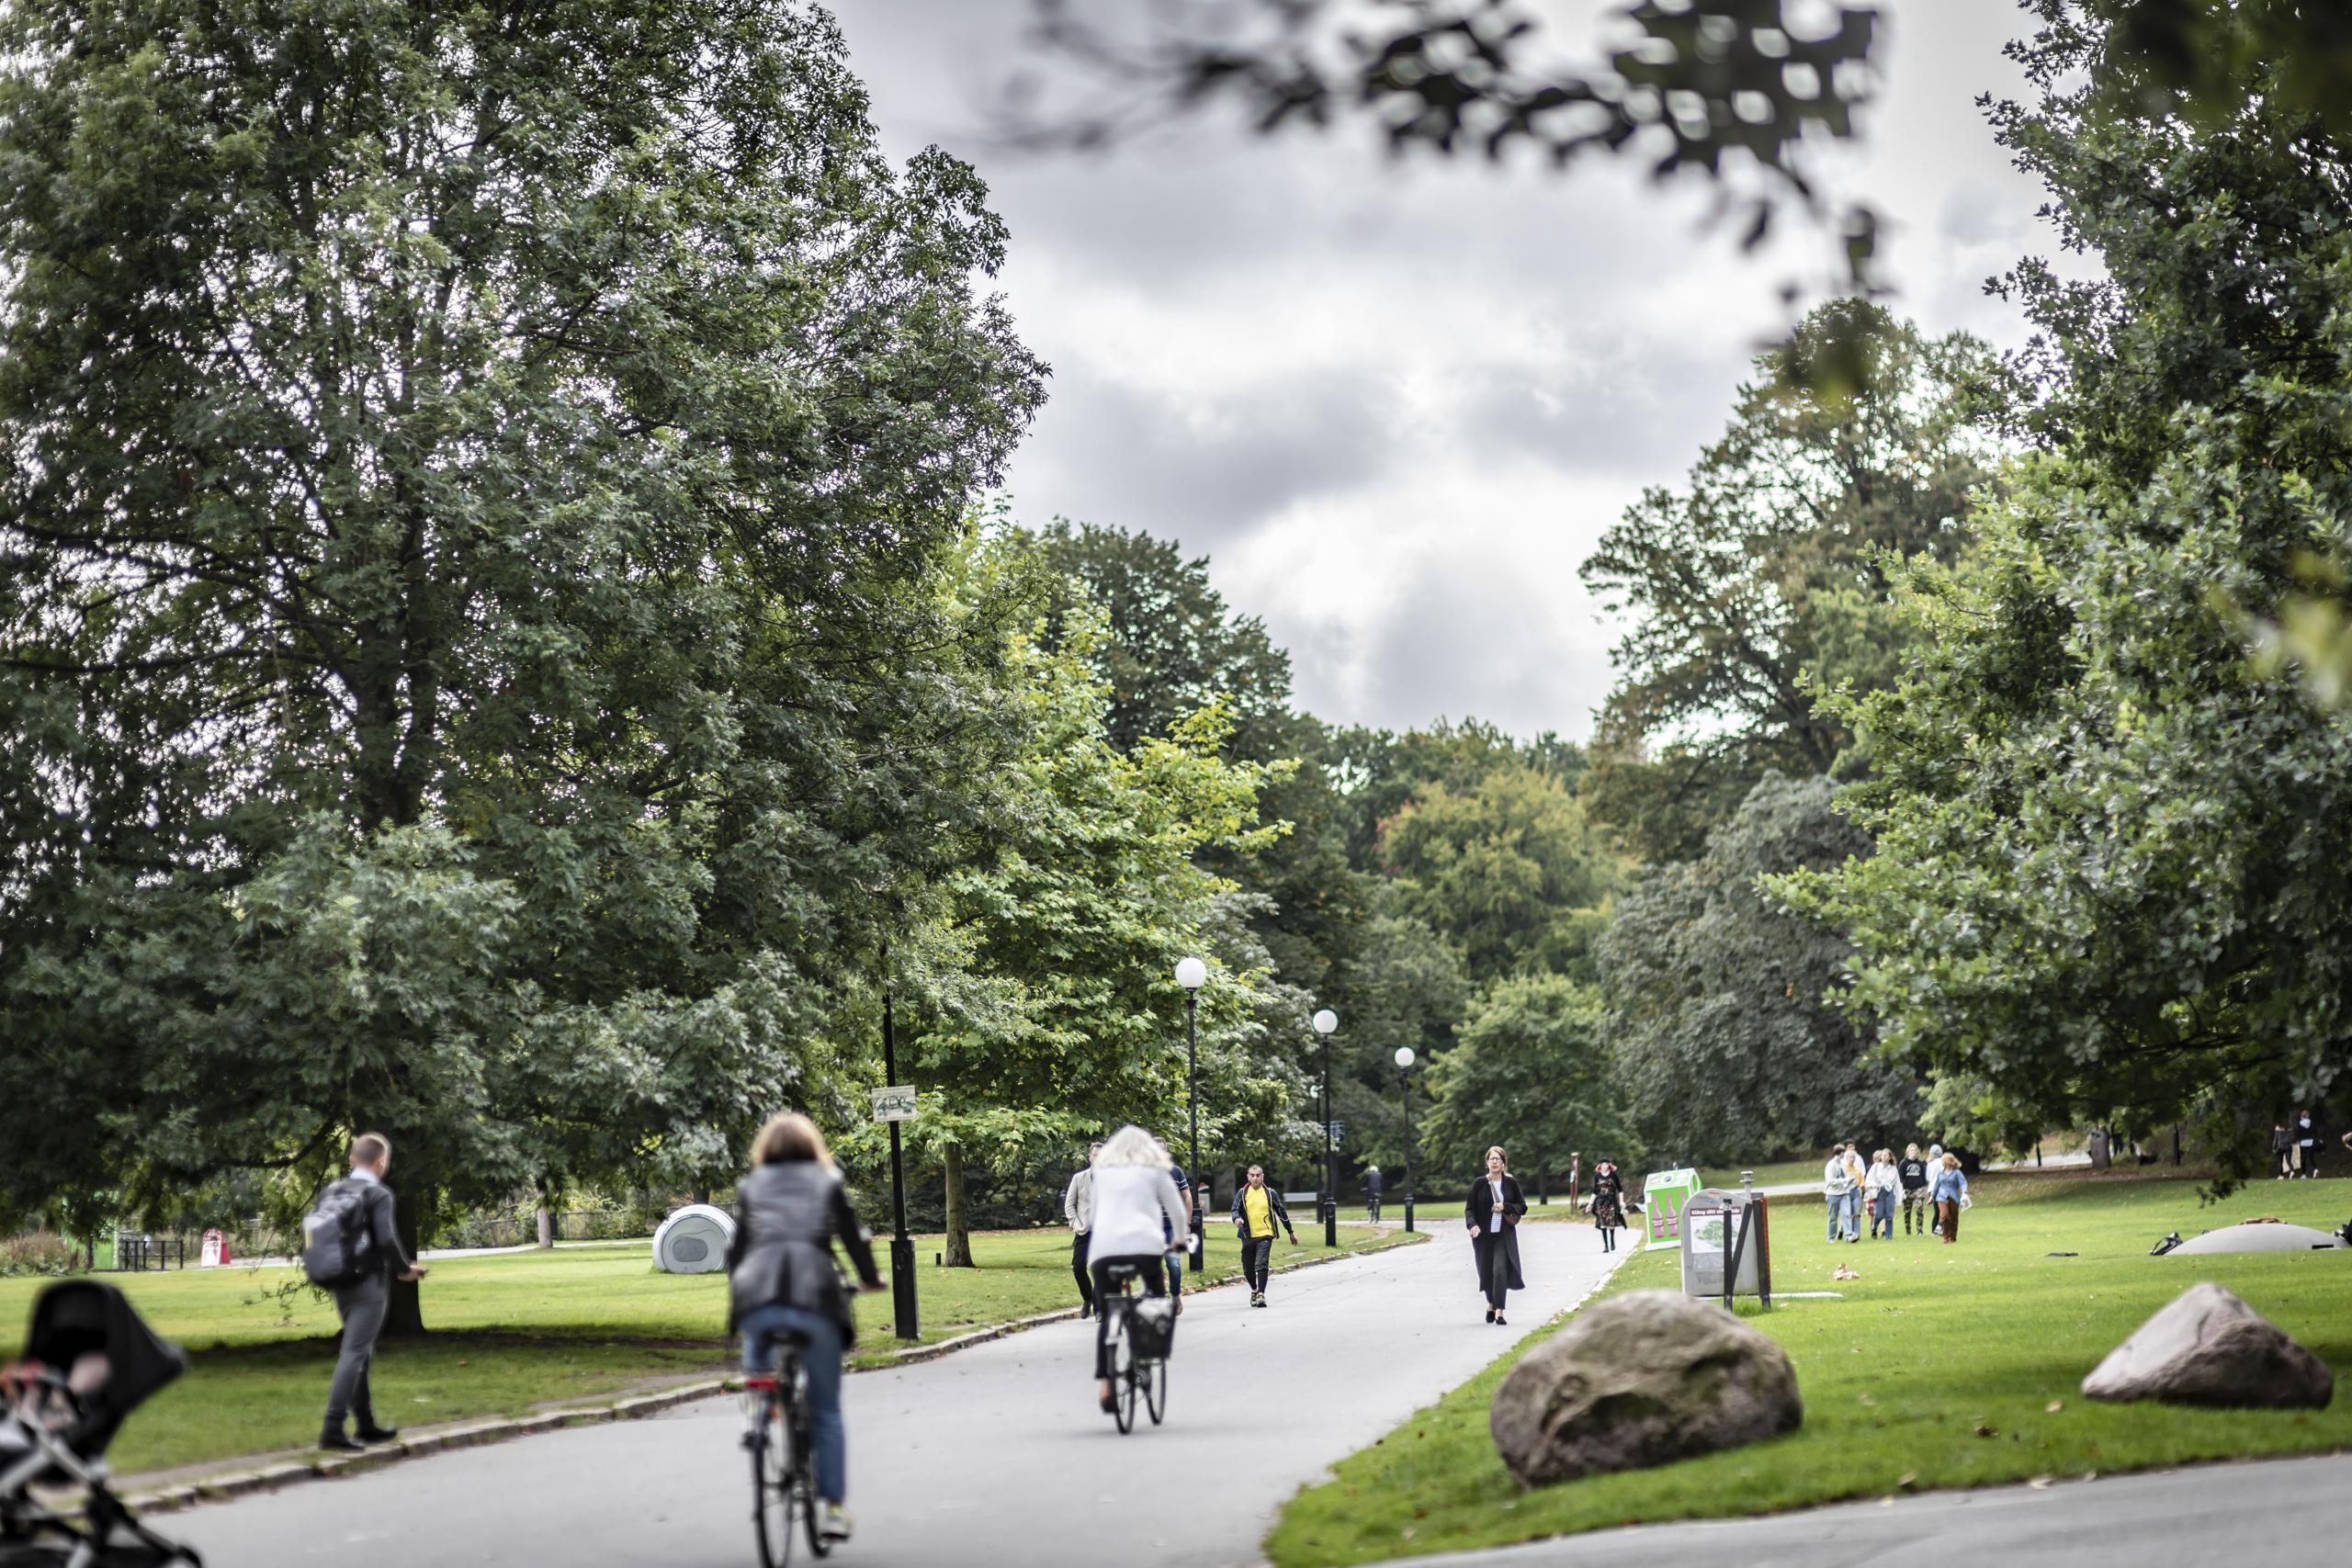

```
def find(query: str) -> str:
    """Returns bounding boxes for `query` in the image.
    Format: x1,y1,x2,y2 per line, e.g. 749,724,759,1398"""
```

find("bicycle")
1098,1259,1173,1434
744,1327,828,1566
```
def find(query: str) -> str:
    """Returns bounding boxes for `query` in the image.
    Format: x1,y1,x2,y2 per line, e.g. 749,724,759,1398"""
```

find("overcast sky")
831,0,2064,740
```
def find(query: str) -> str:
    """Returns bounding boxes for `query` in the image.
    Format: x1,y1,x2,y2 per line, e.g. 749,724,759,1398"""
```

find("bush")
0,1231,82,1278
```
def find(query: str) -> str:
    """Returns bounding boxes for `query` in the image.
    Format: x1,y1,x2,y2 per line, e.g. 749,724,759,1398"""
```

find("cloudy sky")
831,1,2064,740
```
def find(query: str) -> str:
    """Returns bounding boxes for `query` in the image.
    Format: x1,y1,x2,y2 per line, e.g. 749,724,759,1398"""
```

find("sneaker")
819,1504,853,1544
1172,1296,1183,1317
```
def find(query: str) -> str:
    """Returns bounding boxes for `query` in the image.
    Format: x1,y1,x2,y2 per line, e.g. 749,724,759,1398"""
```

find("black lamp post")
1395,1045,1418,1234
1313,1008,1339,1247
882,987,918,1341
1176,955,1207,1259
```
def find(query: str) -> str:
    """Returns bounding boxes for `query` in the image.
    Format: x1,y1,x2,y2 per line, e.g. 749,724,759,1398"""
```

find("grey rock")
1489,1289,1802,1487
2083,1282,2333,1409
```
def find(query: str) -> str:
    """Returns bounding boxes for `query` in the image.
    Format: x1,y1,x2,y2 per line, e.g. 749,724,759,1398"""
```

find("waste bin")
1642,1168,1701,1251
1679,1188,1771,1306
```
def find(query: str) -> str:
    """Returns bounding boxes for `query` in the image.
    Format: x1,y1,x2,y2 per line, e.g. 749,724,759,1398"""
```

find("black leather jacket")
724,1163,883,1342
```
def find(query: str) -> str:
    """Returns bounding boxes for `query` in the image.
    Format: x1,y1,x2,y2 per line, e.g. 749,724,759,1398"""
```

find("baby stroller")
0,1280,201,1566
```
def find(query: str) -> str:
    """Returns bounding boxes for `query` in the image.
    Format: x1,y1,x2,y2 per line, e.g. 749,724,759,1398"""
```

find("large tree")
0,0,1043,1329
1781,0,2352,1179
1421,973,1634,1189
1580,301,1999,858
1602,774,1915,1166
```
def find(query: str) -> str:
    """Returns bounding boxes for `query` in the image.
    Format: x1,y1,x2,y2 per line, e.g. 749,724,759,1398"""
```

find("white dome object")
2168,1222,2346,1256
652,1203,738,1273
1394,1046,1415,1067
1313,1009,1339,1035
1174,956,1208,991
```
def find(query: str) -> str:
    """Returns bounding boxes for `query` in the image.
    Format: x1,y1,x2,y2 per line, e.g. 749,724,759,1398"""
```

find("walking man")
2294,1110,2321,1178
317,1133,426,1451
1230,1165,1297,1306
1365,1164,1385,1223
1064,1141,1102,1317
1821,1145,1855,1243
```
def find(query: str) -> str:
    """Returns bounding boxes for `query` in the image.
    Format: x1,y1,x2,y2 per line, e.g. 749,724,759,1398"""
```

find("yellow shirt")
1243,1187,1274,1238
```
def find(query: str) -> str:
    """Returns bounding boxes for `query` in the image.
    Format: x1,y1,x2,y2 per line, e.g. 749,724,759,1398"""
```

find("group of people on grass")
1823,1141,1969,1246
2269,1111,2330,1179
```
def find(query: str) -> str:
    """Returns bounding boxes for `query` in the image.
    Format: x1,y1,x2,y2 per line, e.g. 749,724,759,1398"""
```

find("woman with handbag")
1464,1146,1530,1325
1589,1158,1628,1253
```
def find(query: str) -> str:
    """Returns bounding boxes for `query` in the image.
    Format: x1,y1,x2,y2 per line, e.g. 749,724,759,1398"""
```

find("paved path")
1421,1450,2352,1567
170,1224,1626,1567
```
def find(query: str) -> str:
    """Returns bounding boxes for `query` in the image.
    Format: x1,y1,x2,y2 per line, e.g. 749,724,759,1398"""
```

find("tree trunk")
382,1182,428,1338
942,1144,975,1267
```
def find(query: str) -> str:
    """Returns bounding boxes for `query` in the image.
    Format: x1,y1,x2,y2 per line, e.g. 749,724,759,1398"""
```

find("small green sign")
1643,1168,1702,1250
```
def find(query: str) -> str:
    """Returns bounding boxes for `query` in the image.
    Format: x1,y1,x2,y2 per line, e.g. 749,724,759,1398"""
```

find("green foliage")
1421,975,1633,1180
1782,5,2352,1180
0,1233,79,1279
1602,775,1916,1165
0,0,1044,1267
1581,300,2000,854
1378,763,1618,987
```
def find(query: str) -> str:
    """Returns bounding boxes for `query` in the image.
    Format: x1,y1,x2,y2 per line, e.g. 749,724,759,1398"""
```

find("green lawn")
0,1224,1415,1478
1269,1171,2352,1566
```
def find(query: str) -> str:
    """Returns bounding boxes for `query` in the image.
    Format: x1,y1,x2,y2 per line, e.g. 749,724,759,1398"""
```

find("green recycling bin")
1642,1168,1701,1251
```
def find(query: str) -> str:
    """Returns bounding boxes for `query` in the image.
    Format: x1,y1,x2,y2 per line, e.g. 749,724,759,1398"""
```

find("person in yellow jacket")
1228,1165,1297,1307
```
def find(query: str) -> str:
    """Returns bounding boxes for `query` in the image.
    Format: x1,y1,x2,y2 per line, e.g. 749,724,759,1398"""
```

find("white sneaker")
820,1503,854,1544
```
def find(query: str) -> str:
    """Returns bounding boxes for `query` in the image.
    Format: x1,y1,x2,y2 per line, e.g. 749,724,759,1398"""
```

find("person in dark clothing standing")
1588,1158,1627,1253
1364,1165,1385,1223
1465,1146,1528,1324
1897,1145,1931,1235
320,1133,427,1452
1229,1166,1295,1306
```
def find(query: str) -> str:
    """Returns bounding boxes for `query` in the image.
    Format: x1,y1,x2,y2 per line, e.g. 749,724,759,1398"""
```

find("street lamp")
1395,1046,1418,1234
1175,956,1208,1259
1313,1008,1339,1247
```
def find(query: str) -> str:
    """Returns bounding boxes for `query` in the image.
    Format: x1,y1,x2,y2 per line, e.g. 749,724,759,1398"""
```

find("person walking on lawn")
1898,1144,1932,1236
1589,1158,1628,1252
1064,1141,1102,1317
1365,1164,1385,1223
1821,1145,1858,1244
1230,1165,1296,1306
1930,1152,1969,1244
2294,1110,2322,1178
1864,1147,1901,1239
318,1133,428,1453
1465,1146,1529,1325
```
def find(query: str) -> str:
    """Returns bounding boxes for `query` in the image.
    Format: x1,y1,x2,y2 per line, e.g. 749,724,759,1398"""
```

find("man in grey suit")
320,1132,428,1452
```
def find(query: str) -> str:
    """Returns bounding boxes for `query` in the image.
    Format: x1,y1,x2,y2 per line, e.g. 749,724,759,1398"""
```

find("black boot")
321,1421,364,1453
355,1421,400,1444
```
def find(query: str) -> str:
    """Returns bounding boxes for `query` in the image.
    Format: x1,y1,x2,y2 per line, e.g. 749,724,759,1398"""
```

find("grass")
0,1224,1416,1478
1268,1170,2352,1566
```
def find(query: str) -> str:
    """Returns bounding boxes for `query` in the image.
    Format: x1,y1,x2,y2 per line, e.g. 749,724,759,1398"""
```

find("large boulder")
2083,1282,2333,1409
1489,1290,1802,1487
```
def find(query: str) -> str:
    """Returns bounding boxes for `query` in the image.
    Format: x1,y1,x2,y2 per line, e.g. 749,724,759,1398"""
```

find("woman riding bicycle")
725,1111,883,1546
1085,1125,1189,1414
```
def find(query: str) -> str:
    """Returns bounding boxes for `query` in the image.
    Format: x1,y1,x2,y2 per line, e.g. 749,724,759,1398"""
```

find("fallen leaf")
1973,1422,1997,1438
2028,1477,2052,1490
1895,1472,1917,1490
2045,1400,2064,1414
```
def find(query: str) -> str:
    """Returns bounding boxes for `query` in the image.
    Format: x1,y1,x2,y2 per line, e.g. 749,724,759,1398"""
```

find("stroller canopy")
22,1280,187,1457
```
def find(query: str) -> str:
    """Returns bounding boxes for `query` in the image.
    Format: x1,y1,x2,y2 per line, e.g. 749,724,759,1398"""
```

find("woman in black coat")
1589,1158,1628,1252
1464,1145,1529,1325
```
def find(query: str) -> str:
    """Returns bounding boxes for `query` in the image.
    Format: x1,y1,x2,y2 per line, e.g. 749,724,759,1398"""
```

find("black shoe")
1080,1303,1092,1319
321,1429,365,1453
355,1424,399,1444
1485,1307,1496,1323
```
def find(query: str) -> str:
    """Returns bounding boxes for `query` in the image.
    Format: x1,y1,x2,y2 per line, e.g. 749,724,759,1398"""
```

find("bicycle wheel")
1144,1356,1168,1426
796,1364,831,1560
1111,1313,1138,1434
752,1390,796,1568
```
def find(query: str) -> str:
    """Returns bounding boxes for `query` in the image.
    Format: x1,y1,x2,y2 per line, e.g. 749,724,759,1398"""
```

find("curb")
113,1231,1430,1519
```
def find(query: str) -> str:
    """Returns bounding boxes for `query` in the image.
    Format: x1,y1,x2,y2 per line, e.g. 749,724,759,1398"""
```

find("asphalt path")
169,1221,1626,1567
1419,1450,2352,1568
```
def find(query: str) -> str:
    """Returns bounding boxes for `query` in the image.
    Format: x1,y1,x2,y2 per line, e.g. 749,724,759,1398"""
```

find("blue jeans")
1826,1195,1844,1241
741,1303,846,1504
1843,1189,1862,1239
1869,1190,1894,1237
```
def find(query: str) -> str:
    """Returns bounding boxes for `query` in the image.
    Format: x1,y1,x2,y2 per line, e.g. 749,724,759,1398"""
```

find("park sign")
871,1085,918,1122
1643,1168,1702,1251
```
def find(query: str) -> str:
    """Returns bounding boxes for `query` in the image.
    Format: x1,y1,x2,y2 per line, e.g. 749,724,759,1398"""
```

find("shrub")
0,1231,82,1278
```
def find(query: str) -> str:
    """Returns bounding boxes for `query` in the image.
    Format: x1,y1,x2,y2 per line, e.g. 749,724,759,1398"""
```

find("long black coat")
1464,1174,1528,1296
1589,1168,1627,1231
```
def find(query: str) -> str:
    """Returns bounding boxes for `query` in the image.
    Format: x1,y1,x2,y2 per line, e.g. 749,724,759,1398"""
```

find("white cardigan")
1084,1164,1188,1266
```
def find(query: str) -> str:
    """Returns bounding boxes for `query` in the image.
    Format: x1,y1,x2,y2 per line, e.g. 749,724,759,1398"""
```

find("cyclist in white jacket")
1084,1125,1189,1413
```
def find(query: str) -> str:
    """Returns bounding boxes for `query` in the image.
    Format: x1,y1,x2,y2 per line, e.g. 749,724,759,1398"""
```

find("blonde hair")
1905,1143,1920,1158
1485,1145,1508,1168
1095,1125,1172,1170
1941,1152,1961,1170
351,1133,391,1168
752,1111,832,1168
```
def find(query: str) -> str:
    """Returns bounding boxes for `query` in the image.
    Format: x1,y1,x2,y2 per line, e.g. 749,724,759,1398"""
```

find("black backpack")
301,1179,375,1287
